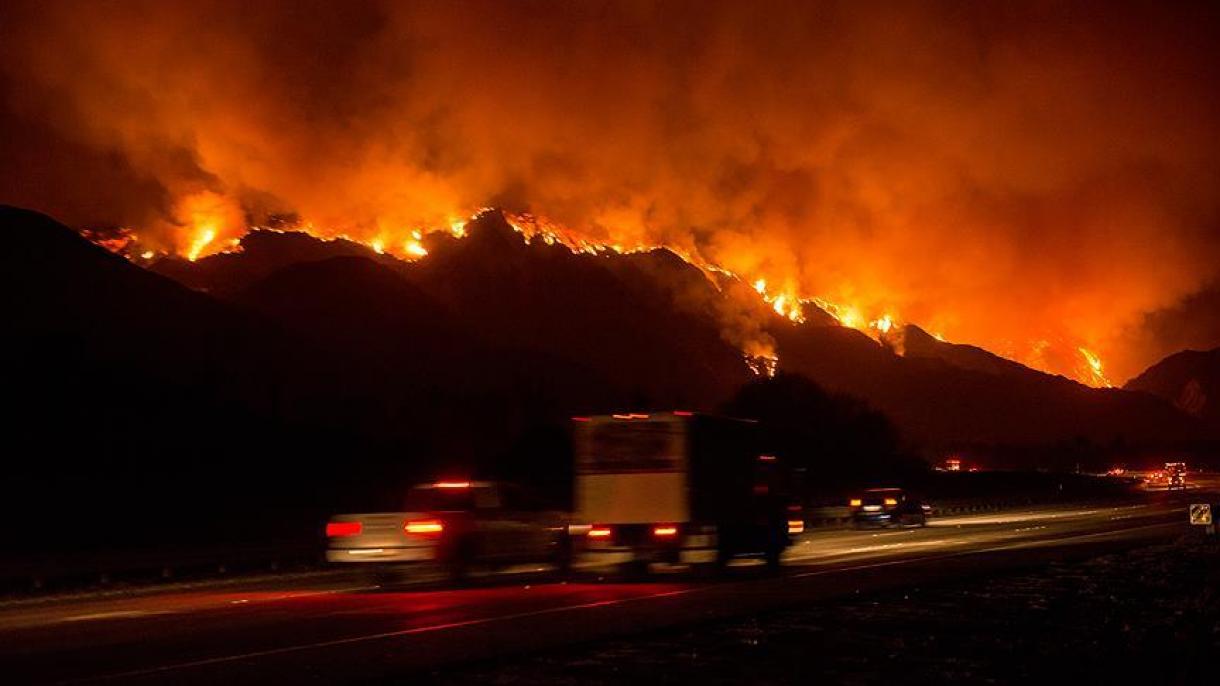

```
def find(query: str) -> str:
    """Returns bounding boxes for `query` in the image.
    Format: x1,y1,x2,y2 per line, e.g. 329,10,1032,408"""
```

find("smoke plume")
2,0,1218,382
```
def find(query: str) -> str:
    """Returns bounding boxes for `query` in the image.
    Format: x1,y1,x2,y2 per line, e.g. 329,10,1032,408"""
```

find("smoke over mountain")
2,0,1219,382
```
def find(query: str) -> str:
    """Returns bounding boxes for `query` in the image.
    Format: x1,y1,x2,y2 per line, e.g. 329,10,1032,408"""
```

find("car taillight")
326,521,362,537
884,498,898,506
587,526,612,538
405,519,444,534
787,520,805,534
849,498,862,507
652,525,678,537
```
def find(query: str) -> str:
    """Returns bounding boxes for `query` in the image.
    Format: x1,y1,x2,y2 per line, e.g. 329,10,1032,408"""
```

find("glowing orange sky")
1,1,1218,384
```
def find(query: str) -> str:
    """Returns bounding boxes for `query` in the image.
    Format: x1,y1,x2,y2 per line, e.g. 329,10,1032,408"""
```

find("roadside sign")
1189,503,1212,526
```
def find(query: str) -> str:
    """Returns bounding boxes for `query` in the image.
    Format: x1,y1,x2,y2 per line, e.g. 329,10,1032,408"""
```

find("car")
848,488,931,528
326,480,571,581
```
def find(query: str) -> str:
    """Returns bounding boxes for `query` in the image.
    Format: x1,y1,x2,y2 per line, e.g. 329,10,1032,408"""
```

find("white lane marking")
841,539,953,554
930,508,1103,526
783,504,1172,563
869,529,917,538
80,588,700,683
62,610,169,623
78,519,1182,684
789,521,1178,580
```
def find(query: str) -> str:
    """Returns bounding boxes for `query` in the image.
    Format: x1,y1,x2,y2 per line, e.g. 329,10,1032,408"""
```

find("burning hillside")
87,205,1117,387
3,2,1220,385
4,204,1212,459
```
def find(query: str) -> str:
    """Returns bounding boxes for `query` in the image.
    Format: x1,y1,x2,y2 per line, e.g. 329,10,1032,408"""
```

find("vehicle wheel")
764,545,783,571
714,544,734,573
553,536,574,579
362,566,403,588
620,559,649,579
447,538,474,584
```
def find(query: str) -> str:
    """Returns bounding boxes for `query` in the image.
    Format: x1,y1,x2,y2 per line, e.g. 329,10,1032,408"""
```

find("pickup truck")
326,480,571,581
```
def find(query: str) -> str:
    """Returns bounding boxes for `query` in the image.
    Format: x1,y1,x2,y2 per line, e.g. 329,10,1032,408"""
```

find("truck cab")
571,412,791,573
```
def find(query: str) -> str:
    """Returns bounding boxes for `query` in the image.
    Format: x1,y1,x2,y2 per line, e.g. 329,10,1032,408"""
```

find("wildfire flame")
1077,347,1112,388
752,279,805,323
83,203,1115,387
186,228,217,262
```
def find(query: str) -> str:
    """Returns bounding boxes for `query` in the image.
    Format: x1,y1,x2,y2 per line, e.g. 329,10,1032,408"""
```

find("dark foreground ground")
427,534,1220,685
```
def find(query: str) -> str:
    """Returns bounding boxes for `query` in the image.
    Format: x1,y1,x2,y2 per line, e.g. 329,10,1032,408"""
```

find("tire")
620,559,649,579
446,538,474,584
714,543,734,573
764,545,783,571
361,565,404,588
553,536,574,579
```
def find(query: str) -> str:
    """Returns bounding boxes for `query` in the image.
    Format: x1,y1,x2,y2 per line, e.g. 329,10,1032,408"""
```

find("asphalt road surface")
0,490,1210,685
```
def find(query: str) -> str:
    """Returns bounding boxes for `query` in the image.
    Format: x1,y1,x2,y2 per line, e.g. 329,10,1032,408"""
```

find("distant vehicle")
1165,462,1187,490
571,412,794,573
849,488,931,528
325,481,571,581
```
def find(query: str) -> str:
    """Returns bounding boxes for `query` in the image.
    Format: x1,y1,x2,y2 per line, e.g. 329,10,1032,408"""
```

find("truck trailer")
571,412,793,572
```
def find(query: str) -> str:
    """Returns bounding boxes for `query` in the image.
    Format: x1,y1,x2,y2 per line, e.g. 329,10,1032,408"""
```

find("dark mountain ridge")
1125,348,1220,427
4,204,1216,554
147,209,1212,454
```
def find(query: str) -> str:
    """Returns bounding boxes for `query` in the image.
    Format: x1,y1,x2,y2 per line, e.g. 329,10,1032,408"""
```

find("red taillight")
405,519,444,534
326,521,362,537
652,525,678,537
587,526,612,538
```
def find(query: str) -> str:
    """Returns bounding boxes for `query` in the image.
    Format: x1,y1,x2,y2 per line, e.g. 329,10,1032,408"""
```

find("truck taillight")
849,498,862,507
652,525,678,537
326,521,362,537
587,526,612,538
405,519,444,534
884,498,898,506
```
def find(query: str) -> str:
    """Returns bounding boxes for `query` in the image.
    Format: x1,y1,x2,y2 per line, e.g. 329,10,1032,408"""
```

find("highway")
0,490,1208,685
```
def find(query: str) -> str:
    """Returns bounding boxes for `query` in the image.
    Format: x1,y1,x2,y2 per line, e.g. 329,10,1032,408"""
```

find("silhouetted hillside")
900,324,1041,379
150,209,1211,463
1125,348,1220,427
772,320,1206,457
152,229,392,296
6,200,1211,552
402,213,753,408
3,205,348,552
